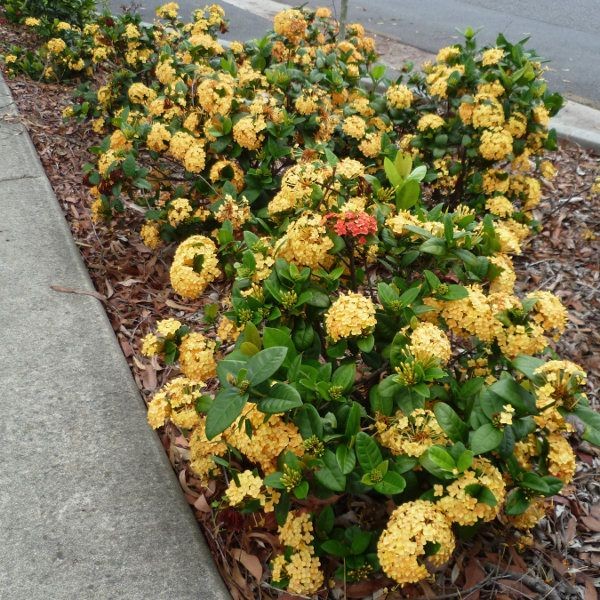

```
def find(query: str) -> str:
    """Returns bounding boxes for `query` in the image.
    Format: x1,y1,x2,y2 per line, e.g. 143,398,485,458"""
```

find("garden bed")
1,8,599,600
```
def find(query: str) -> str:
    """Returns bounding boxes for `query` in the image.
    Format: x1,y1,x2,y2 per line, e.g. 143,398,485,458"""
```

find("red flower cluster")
324,211,377,243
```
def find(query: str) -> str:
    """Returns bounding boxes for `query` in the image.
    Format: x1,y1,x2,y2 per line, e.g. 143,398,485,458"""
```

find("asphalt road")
108,0,600,108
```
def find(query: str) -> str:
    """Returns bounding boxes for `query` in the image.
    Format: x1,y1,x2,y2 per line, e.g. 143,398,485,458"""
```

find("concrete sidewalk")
0,74,228,599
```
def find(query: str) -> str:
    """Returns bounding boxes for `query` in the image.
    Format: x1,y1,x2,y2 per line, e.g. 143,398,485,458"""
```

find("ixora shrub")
1,0,95,28
4,2,598,595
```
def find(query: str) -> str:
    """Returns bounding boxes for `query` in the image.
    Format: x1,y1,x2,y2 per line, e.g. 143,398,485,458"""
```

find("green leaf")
399,285,421,307
349,530,372,555
394,152,412,178
241,320,261,349
438,284,469,301
407,165,427,183
293,480,309,499
316,505,334,535
478,487,498,507
315,450,346,492
259,383,303,413
420,237,447,256
370,64,386,80
396,178,420,209
355,432,383,471
488,377,536,413
216,360,246,385
357,334,374,353
434,402,468,442
420,446,456,478
262,327,297,365
324,147,339,166
520,472,550,494
264,472,285,489
306,287,330,308
573,406,600,446
456,449,474,472
240,341,259,356
505,488,530,516
320,539,348,557
336,445,356,475
384,157,402,187
511,355,545,382
296,404,323,439
205,388,248,439
331,363,356,392
344,402,362,438
542,476,564,496
374,471,406,495
275,491,290,526
121,154,137,178
246,346,288,385
470,423,504,455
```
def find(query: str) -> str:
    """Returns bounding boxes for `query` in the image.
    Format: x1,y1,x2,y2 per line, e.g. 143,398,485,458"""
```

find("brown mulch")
2,16,599,600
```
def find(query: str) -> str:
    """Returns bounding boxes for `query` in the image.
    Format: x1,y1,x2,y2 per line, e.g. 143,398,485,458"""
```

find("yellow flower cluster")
377,408,447,457
209,159,245,191
377,500,455,584
386,84,414,109
426,285,497,343
226,406,304,474
268,161,333,215
214,195,251,229
47,38,67,54
216,316,241,343
224,470,280,512
140,222,162,249
436,458,506,525
485,195,514,217
526,290,568,336
273,9,307,44
275,211,334,271
128,82,157,104
325,292,377,342
233,115,266,150
170,235,221,299
534,360,586,410
417,114,445,131
507,498,547,530
546,433,576,484
147,376,204,430
472,97,505,129
272,512,324,595
178,332,217,381
342,114,367,139
481,47,505,66
408,322,452,364
189,418,227,481
156,2,179,19
147,122,172,152
385,210,423,236
183,142,206,173
167,198,193,226
479,128,513,160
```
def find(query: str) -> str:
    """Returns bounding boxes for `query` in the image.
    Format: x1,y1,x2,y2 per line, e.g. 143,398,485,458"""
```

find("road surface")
108,0,600,108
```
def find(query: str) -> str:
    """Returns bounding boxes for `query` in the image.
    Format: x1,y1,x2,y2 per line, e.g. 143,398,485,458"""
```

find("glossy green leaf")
355,432,383,471
470,423,503,455
205,388,248,439
246,346,288,385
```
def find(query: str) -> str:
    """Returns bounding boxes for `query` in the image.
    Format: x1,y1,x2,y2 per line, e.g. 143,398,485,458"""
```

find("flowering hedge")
3,3,599,596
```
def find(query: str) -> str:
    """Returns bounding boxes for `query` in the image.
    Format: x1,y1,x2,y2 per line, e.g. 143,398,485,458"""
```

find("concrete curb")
550,100,600,151
0,72,229,600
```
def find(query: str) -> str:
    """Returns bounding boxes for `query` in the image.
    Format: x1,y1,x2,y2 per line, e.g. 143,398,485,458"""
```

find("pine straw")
2,18,598,600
